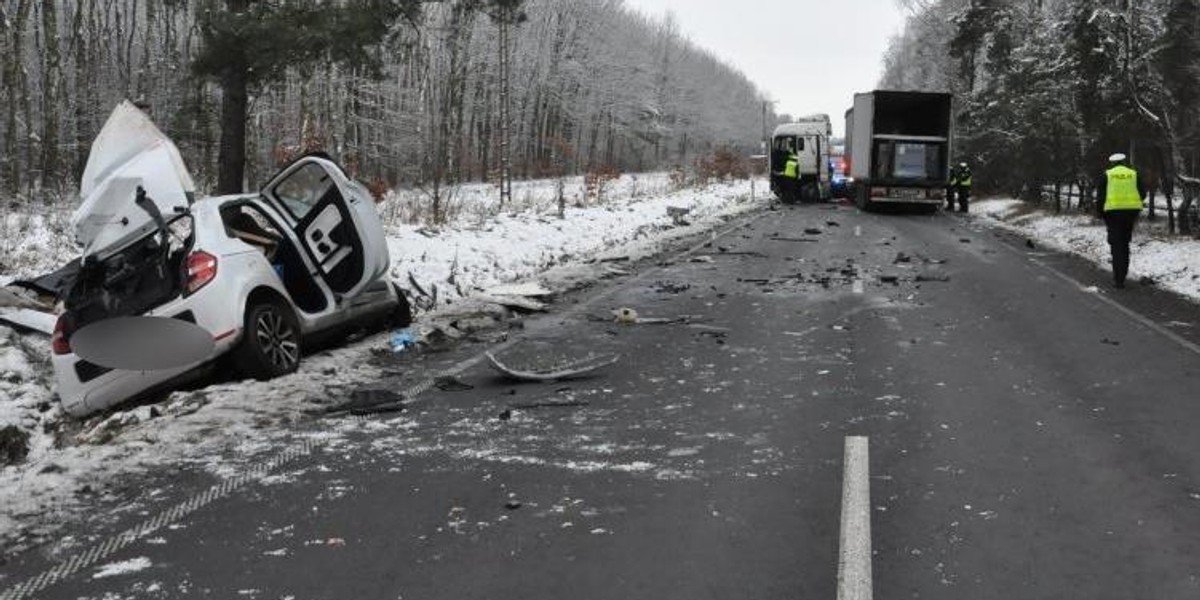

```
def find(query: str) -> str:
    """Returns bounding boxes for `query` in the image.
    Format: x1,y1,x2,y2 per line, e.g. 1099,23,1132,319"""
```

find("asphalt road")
5,202,1200,600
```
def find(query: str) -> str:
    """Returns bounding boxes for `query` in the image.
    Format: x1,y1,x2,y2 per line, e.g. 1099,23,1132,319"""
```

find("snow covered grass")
0,173,763,555
0,208,77,285
971,198,1200,301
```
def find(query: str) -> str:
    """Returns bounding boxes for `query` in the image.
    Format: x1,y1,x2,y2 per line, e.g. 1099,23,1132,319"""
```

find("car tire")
234,301,301,380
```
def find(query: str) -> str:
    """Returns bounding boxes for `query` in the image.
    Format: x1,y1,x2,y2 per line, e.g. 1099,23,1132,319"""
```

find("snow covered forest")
0,0,769,208
883,0,1200,234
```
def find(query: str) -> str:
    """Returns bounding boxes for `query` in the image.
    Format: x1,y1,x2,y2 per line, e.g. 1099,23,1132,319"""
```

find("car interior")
220,203,328,314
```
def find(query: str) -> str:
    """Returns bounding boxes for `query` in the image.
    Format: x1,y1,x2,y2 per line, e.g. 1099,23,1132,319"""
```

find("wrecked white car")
50,102,409,417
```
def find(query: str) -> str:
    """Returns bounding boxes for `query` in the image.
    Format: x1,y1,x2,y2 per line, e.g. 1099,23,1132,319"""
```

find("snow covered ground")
0,173,763,555
970,198,1200,301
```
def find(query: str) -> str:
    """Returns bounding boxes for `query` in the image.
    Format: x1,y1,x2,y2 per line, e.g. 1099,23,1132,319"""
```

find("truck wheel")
234,301,301,380
855,186,871,211
800,182,819,203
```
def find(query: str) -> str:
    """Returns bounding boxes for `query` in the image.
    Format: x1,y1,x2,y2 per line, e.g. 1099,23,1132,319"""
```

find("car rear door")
260,157,386,300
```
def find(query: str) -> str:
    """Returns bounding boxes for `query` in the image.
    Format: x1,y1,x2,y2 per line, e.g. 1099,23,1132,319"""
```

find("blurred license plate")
894,188,921,198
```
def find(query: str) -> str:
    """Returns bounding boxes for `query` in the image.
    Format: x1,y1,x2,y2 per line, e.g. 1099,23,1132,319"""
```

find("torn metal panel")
73,101,196,260
486,351,620,382
0,308,57,336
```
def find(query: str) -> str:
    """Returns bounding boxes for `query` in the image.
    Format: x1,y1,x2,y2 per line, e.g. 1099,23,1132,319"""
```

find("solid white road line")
837,436,873,600
995,239,1200,358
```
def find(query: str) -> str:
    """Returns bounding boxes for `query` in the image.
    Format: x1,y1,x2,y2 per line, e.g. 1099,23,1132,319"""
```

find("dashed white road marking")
837,436,873,600
852,279,865,295
854,225,862,238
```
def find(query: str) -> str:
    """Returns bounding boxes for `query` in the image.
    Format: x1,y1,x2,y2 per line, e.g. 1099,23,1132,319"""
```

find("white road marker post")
837,436,873,600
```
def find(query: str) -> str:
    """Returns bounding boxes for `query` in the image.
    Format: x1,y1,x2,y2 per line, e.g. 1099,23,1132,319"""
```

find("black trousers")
1104,209,1140,285
946,186,971,211
955,185,971,211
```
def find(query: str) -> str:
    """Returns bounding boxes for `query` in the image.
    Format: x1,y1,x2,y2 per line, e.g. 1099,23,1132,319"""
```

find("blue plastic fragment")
390,328,418,353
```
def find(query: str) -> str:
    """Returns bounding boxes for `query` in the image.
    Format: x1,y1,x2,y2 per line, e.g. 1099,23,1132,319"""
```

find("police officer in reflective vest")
1097,153,1146,289
947,162,972,212
783,150,800,203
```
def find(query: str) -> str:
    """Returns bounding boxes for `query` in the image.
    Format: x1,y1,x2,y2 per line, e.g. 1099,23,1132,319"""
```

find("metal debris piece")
434,376,474,392
768,236,819,243
510,399,591,409
320,389,407,417
667,205,692,226
486,351,621,382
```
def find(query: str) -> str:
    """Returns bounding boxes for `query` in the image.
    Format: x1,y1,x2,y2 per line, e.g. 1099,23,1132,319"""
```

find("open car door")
261,156,388,300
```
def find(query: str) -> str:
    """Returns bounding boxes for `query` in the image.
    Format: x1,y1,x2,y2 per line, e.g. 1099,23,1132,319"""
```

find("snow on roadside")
970,198,1200,301
0,174,763,556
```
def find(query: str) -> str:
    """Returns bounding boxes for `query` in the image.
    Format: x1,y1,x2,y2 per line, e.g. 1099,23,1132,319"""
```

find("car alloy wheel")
254,307,299,371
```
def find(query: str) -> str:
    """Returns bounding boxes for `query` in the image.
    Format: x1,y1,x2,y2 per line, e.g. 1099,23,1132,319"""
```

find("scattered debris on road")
487,351,620,382
653,281,691,295
390,329,419,353
510,399,591,410
318,389,407,417
1101,338,1121,346
768,235,819,243
434,376,474,392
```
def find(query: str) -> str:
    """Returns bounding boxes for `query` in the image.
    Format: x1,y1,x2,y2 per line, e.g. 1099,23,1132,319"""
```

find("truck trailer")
769,114,832,203
845,91,952,210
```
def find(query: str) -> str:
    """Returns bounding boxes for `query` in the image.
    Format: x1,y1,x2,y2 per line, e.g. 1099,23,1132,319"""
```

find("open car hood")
72,101,196,260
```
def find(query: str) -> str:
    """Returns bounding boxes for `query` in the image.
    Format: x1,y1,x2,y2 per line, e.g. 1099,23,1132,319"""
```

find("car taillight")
52,315,71,355
186,251,218,295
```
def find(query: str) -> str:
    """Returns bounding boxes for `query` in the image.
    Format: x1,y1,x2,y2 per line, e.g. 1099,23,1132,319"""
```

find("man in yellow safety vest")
783,150,799,203
1097,153,1146,289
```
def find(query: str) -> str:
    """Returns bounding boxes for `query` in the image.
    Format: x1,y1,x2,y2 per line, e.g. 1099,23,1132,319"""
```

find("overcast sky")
622,0,910,138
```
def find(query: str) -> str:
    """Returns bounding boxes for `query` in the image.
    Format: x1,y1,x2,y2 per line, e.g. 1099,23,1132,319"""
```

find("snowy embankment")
0,173,763,554
970,198,1200,301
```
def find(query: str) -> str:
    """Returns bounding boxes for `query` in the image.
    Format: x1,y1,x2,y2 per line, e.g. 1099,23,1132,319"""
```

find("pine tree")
192,0,421,194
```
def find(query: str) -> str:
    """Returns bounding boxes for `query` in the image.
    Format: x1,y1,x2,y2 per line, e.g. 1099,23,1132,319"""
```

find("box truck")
845,91,952,210
769,114,832,203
